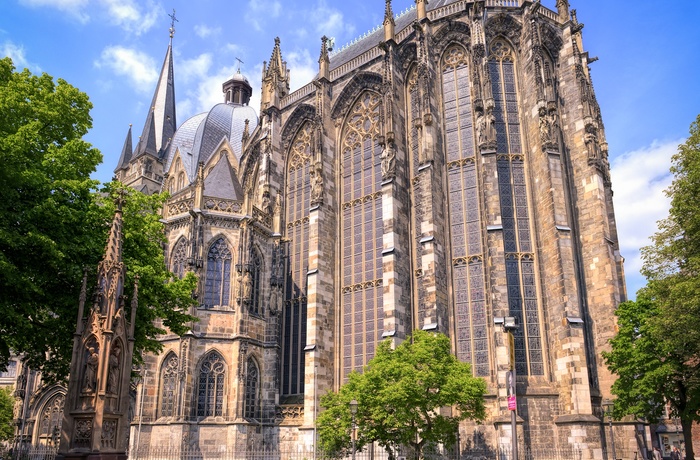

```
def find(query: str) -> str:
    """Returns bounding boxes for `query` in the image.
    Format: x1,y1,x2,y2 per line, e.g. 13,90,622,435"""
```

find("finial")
236,57,244,74
168,9,178,39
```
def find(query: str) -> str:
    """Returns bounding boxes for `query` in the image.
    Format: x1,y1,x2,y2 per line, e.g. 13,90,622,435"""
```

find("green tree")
318,330,486,460
0,386,13,442
604,115,700,460
0,58,197,381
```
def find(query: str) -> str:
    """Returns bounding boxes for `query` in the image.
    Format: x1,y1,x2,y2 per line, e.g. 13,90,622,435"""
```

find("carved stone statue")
241,271,252,301
310,163,324,204
83,346,99,392
475,111,487,147
539,106,558,150
107,344,121,394
380,141,396,179
269,286,280,316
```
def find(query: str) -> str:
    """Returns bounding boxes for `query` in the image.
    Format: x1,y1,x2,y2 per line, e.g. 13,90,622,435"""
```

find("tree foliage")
604,114,700,460
0,58,197,382
318,330,486,460
0,386,13,442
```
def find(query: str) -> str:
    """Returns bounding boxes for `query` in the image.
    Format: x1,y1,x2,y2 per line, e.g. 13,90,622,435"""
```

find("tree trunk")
682,417,695,460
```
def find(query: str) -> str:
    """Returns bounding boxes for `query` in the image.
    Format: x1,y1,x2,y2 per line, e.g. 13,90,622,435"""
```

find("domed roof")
231,71,249,84
164,102,258,183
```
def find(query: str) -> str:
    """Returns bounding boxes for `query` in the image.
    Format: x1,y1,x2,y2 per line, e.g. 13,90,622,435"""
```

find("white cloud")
286,48,317,92
194,24,222,39
178,53,213,84
244,0,282,32
94,46,158,93
610,139,681,297
19,0,90,22
308,0,356,40
1,41,38,71
19,0,159,34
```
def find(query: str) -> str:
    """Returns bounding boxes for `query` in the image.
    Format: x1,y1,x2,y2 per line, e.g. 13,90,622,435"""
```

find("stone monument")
57,195,137,460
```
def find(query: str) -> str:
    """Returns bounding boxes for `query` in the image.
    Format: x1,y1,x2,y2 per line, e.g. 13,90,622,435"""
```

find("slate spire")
113,124,133,173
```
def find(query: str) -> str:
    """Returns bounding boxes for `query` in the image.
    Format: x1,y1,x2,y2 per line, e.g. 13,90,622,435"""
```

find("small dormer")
223,70,253,106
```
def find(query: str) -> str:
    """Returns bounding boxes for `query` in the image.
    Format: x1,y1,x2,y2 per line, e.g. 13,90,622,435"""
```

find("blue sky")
1,0,699,298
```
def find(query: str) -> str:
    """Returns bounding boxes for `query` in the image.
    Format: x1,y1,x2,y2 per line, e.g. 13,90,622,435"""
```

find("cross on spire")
236,57,244,73
168,9,179,39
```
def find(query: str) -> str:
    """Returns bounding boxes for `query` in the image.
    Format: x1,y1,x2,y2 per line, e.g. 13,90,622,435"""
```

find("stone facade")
8,0,682,458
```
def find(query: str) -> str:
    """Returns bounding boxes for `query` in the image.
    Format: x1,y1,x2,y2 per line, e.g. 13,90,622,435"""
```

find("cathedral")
10,0,644,457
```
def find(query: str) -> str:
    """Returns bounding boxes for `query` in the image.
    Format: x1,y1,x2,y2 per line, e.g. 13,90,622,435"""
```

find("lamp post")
350,399,358,460
603,399,616,460
495,316,518,460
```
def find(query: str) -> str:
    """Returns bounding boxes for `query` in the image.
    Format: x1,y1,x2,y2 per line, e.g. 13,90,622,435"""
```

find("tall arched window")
177,172,185,190
196,351,225,417
244,358,259,419
282,121,311,396
489,38,544,376
159,353,178,418
249,248,262,315
340,91,383,381
204,238,232,308
171,238,187,279
38,393,64,445
440,44,490,377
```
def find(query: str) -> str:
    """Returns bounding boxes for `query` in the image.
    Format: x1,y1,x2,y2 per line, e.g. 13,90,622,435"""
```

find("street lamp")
350,399,358,460
602,399,617,460
495,316,518,460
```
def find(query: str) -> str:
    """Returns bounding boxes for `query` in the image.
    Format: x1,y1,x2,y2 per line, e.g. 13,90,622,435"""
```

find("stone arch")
170,236,188,279
203,236,234,309
194,349,227,417
158,351,179,418
432,20,471,58
281,104,316,152
243,356,260,419
485,13,522,51
540,20,564,59
330,71,383,120
31,386,66,446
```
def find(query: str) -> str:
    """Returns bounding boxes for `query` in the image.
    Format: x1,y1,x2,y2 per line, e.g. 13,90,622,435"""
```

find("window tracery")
489,38,544,376
282,122,312,396
38,393,64,444
203,238,232,309
340,92,383,381
159,353,178,418
196,351,225,417
171,238,187,279
440,44,490,376
249,248,262,316
244,358,259,419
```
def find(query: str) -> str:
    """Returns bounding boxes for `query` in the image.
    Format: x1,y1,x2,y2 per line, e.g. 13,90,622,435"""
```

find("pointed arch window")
489,38,544,376
249,248,262,315
244,358,259,419
159,353,178,418
340,91,384,381
38,392,64,445
282,121,312,396
439,44,490,377
204,238,232,309
196,351,225,417
171,238,187,279
177,172,185,191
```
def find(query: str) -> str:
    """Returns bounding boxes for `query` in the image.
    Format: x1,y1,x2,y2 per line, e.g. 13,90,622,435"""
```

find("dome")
164,103,258,183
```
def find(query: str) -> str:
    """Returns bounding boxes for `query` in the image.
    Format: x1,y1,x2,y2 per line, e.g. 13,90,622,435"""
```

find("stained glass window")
340,92,384,381
159,353,178,418
244,358,259,419
490,39,544,376
282,122,312,396
196,351,225,417
171,238,187,279
203,238,232,308
440,44,490,376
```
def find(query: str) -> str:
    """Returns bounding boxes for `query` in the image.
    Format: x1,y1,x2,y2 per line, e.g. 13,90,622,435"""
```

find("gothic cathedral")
110,0,627,455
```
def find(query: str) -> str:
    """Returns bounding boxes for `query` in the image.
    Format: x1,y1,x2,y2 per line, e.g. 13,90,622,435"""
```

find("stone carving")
74,419,93,448
83,344,99,393
310,162,324,205
269,286,281,316
106,343,121,394
539,105,559,151
380,140,396,180
241,270,252,302
101,419,117,448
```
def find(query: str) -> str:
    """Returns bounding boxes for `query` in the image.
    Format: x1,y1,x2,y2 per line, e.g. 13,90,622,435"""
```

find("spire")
261,37,290,111
318,36,330,80
135,39,176,158
384,0,395,42
114,124,133,173
94,192,126,315
223,59,253,105
416,0,427,21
